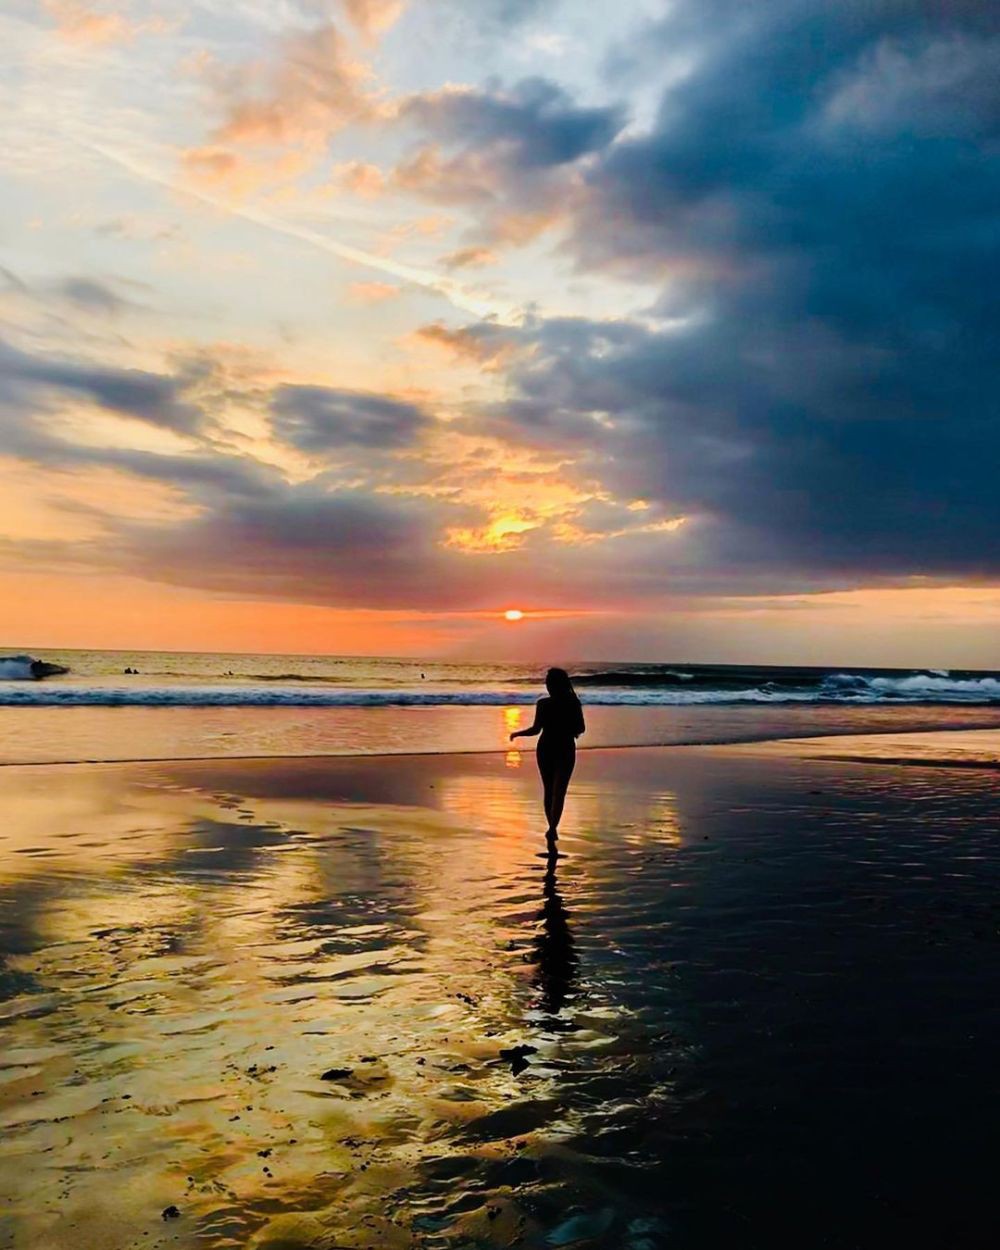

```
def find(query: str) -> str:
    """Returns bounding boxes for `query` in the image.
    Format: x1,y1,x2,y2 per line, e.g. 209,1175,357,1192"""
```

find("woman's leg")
538,753,555,830
547,749,576,832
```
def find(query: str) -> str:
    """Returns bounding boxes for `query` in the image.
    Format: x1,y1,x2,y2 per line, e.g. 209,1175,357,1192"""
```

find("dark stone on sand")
320,1068,353,1081
161,1205,180,1220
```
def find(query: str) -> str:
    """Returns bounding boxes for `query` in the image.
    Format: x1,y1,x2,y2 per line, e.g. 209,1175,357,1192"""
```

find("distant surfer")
510,668,585,843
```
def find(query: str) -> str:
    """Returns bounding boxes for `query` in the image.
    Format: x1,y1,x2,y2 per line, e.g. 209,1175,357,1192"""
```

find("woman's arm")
510,700,546,740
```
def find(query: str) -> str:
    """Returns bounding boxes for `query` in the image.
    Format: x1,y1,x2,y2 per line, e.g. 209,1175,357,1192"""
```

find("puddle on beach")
0,747,997,1249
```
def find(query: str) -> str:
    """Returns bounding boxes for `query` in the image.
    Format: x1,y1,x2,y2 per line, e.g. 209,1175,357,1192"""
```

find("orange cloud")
180,146,311,196
441,246,497,270
44,0,133,45
190,24,375,160
393,145,494,204
412,321,515,369
347,281,402,304
332,160,386,198
342,0,407,41
390,147,570,249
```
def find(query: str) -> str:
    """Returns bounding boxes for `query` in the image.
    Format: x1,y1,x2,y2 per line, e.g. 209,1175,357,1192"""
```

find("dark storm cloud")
112,481,494,608
271,385,430,451
468,0,1000,589
0,338,201,433
403,78,623,170
394,78,625,243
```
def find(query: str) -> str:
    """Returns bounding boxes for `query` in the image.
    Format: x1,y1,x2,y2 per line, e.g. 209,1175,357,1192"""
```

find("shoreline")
0,720,998,769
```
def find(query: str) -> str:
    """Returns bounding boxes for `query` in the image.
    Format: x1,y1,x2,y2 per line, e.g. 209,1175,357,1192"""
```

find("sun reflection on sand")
504,707,524,768
0,751,768,1249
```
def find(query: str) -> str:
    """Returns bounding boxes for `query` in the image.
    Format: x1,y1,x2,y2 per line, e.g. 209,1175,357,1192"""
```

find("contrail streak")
85,142,521,324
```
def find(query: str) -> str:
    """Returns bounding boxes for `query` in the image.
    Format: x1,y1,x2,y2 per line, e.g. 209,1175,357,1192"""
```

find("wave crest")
0,655,69,681
1,671,1000,708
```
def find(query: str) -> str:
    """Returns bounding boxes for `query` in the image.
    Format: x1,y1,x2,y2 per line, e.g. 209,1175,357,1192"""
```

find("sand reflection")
2,744,997,1247
0,756,603,1248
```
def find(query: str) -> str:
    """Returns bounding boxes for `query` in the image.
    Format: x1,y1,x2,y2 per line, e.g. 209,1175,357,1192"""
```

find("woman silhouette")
510,667,585,840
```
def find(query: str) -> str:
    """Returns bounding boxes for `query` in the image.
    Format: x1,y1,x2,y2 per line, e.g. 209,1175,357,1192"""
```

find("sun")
504,609,524,622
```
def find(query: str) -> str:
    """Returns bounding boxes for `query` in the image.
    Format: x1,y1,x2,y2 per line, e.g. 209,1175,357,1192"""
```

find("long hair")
545,667,585,734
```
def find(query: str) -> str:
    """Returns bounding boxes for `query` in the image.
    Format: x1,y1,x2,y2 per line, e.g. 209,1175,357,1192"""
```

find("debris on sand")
320,1067,353,1081
161,1205,180,1220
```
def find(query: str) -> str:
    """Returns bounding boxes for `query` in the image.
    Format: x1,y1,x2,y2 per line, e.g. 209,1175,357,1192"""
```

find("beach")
1,733,996,1249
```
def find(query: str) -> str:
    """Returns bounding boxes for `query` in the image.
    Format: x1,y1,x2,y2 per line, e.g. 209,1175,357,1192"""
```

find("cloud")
332,160,385,197
43,0,133,45
431,0,548,35
402,78,623,170
412,320,515,368
111,483,493,609
440,246,497,270
7,0,998,617
463,0,1000,591
0,340,692,612
342,0,406,41
391,77,625,245
187,22,375,160
270,384,430,451
823,30,1000,136
179,146,312,196
56,277,137,316
0,339,202,434
347,280,402,303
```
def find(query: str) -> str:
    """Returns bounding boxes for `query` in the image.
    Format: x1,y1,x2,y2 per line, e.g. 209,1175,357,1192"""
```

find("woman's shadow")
533,839,578,1017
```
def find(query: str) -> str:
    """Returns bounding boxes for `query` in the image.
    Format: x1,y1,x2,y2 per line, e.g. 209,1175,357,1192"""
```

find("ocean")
2,648,1000,764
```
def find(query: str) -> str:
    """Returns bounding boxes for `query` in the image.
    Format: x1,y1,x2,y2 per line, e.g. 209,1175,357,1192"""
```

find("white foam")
1,668,999,706
0,656,39,682
0,684,814,708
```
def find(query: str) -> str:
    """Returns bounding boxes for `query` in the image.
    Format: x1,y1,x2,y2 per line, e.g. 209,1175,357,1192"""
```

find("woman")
510,667,585,840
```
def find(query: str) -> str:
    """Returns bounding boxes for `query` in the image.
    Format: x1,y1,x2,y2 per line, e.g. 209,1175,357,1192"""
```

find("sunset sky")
1,0,997,664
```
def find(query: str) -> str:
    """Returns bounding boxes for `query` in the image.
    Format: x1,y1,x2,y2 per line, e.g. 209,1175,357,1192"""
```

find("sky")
0,0,998,665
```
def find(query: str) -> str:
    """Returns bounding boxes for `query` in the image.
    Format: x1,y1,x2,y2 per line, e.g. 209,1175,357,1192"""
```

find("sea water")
1,648,999,763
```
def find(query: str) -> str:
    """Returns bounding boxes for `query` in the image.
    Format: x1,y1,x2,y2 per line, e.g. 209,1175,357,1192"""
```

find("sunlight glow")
504,609,524,621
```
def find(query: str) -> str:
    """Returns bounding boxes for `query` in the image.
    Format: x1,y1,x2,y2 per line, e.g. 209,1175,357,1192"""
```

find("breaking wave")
0,656,68,681
1,670,1000,707
0,657,38,682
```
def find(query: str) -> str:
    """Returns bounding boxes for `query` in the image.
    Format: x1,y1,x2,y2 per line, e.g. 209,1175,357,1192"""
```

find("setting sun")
504,609,524,622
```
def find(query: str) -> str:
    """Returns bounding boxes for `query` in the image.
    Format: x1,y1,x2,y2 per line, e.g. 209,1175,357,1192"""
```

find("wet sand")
1,738,997,1249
